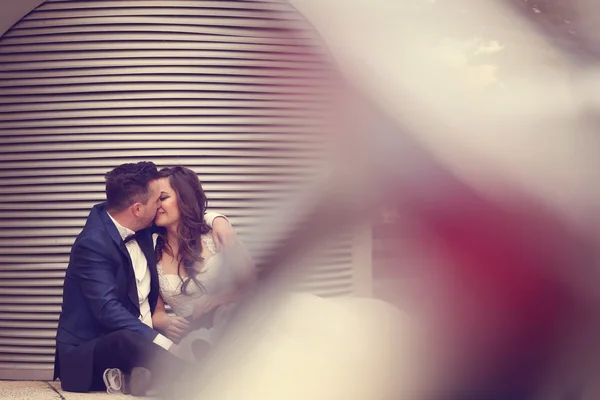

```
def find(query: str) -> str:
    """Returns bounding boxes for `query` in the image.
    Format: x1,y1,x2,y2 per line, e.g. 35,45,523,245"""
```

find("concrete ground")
0,380,152,400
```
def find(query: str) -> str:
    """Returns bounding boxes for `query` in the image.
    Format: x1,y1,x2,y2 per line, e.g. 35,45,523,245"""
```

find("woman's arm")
188,234,256,325
205,212,236,251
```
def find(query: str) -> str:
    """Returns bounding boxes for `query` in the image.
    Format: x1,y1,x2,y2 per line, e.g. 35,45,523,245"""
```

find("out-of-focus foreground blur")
2,1,600,399
187,2,600,400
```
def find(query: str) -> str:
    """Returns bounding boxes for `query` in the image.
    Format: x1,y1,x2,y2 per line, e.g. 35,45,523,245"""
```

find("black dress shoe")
123,366,152,397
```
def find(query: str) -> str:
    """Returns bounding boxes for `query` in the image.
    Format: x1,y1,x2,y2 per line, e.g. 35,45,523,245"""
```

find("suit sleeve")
70,238,158,342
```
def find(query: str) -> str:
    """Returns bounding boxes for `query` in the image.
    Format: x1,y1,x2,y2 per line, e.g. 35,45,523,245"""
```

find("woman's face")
155,177,180,228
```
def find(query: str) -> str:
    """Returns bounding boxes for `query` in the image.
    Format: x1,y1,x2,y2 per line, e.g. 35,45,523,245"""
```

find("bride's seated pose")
149,165,408,400
151,166,255,361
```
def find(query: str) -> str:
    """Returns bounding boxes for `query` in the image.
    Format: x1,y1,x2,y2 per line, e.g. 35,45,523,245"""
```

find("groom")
53,161,235,395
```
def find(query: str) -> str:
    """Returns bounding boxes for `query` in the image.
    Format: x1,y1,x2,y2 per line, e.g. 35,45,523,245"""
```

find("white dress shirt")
107,212,225,351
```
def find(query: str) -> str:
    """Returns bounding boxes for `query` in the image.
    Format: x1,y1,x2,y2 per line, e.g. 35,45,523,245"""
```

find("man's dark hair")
105,162,160,212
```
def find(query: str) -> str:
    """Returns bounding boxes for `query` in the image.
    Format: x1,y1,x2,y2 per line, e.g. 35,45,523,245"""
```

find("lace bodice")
155,232,237,318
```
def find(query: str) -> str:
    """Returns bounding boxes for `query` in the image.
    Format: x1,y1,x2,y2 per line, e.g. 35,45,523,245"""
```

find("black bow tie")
123,232,140,244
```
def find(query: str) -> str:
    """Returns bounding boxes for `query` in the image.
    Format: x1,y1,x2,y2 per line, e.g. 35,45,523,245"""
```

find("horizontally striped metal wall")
0,0,371,381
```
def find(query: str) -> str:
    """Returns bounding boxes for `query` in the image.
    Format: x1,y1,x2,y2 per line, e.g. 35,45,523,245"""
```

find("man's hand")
211,216,237,251
165,316,190,343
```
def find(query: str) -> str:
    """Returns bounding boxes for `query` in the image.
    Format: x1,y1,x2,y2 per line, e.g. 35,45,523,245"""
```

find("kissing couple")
54,161,404,398
54,161,253,396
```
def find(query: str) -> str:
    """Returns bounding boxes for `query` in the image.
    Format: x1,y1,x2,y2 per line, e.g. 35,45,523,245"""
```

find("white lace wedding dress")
153,232,239,361
182,288,413,400
154,232,412,400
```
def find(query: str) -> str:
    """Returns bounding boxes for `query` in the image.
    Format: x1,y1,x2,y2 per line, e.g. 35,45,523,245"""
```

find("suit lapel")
98,207,140,313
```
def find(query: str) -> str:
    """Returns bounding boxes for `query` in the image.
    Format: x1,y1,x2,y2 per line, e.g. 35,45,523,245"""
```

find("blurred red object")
387,166,593,394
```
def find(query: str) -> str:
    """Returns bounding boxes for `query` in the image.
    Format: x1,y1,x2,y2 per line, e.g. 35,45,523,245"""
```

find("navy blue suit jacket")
54,203,160,392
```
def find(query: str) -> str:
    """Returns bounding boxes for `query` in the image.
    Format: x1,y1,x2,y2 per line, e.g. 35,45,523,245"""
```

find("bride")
151,166,254,360
150,165,410,400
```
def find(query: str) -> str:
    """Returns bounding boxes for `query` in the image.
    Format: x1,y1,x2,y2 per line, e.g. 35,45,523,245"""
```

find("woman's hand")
165,316,190,343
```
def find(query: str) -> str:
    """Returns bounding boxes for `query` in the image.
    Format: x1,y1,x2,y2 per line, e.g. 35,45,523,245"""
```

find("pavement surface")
0,380,153,400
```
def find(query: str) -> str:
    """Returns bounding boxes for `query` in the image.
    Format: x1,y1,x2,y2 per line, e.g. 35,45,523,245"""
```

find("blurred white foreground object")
188,292,419,400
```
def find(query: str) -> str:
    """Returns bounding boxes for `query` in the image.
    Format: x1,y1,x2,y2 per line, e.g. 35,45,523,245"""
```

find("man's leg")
90,330,185,393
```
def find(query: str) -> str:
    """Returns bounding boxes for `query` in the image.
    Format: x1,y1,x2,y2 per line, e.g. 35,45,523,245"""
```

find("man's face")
137,180,161,228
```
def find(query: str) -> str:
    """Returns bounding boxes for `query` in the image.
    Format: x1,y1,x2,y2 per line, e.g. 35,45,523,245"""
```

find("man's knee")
114,330,145,345
94,330,150,373
99,330,147,353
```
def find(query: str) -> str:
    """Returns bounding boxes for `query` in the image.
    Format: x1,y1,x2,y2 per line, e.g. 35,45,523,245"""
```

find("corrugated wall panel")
0,0,370,380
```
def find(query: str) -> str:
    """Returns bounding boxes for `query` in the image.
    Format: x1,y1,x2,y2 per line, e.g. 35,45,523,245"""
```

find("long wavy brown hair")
155,166,211,295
